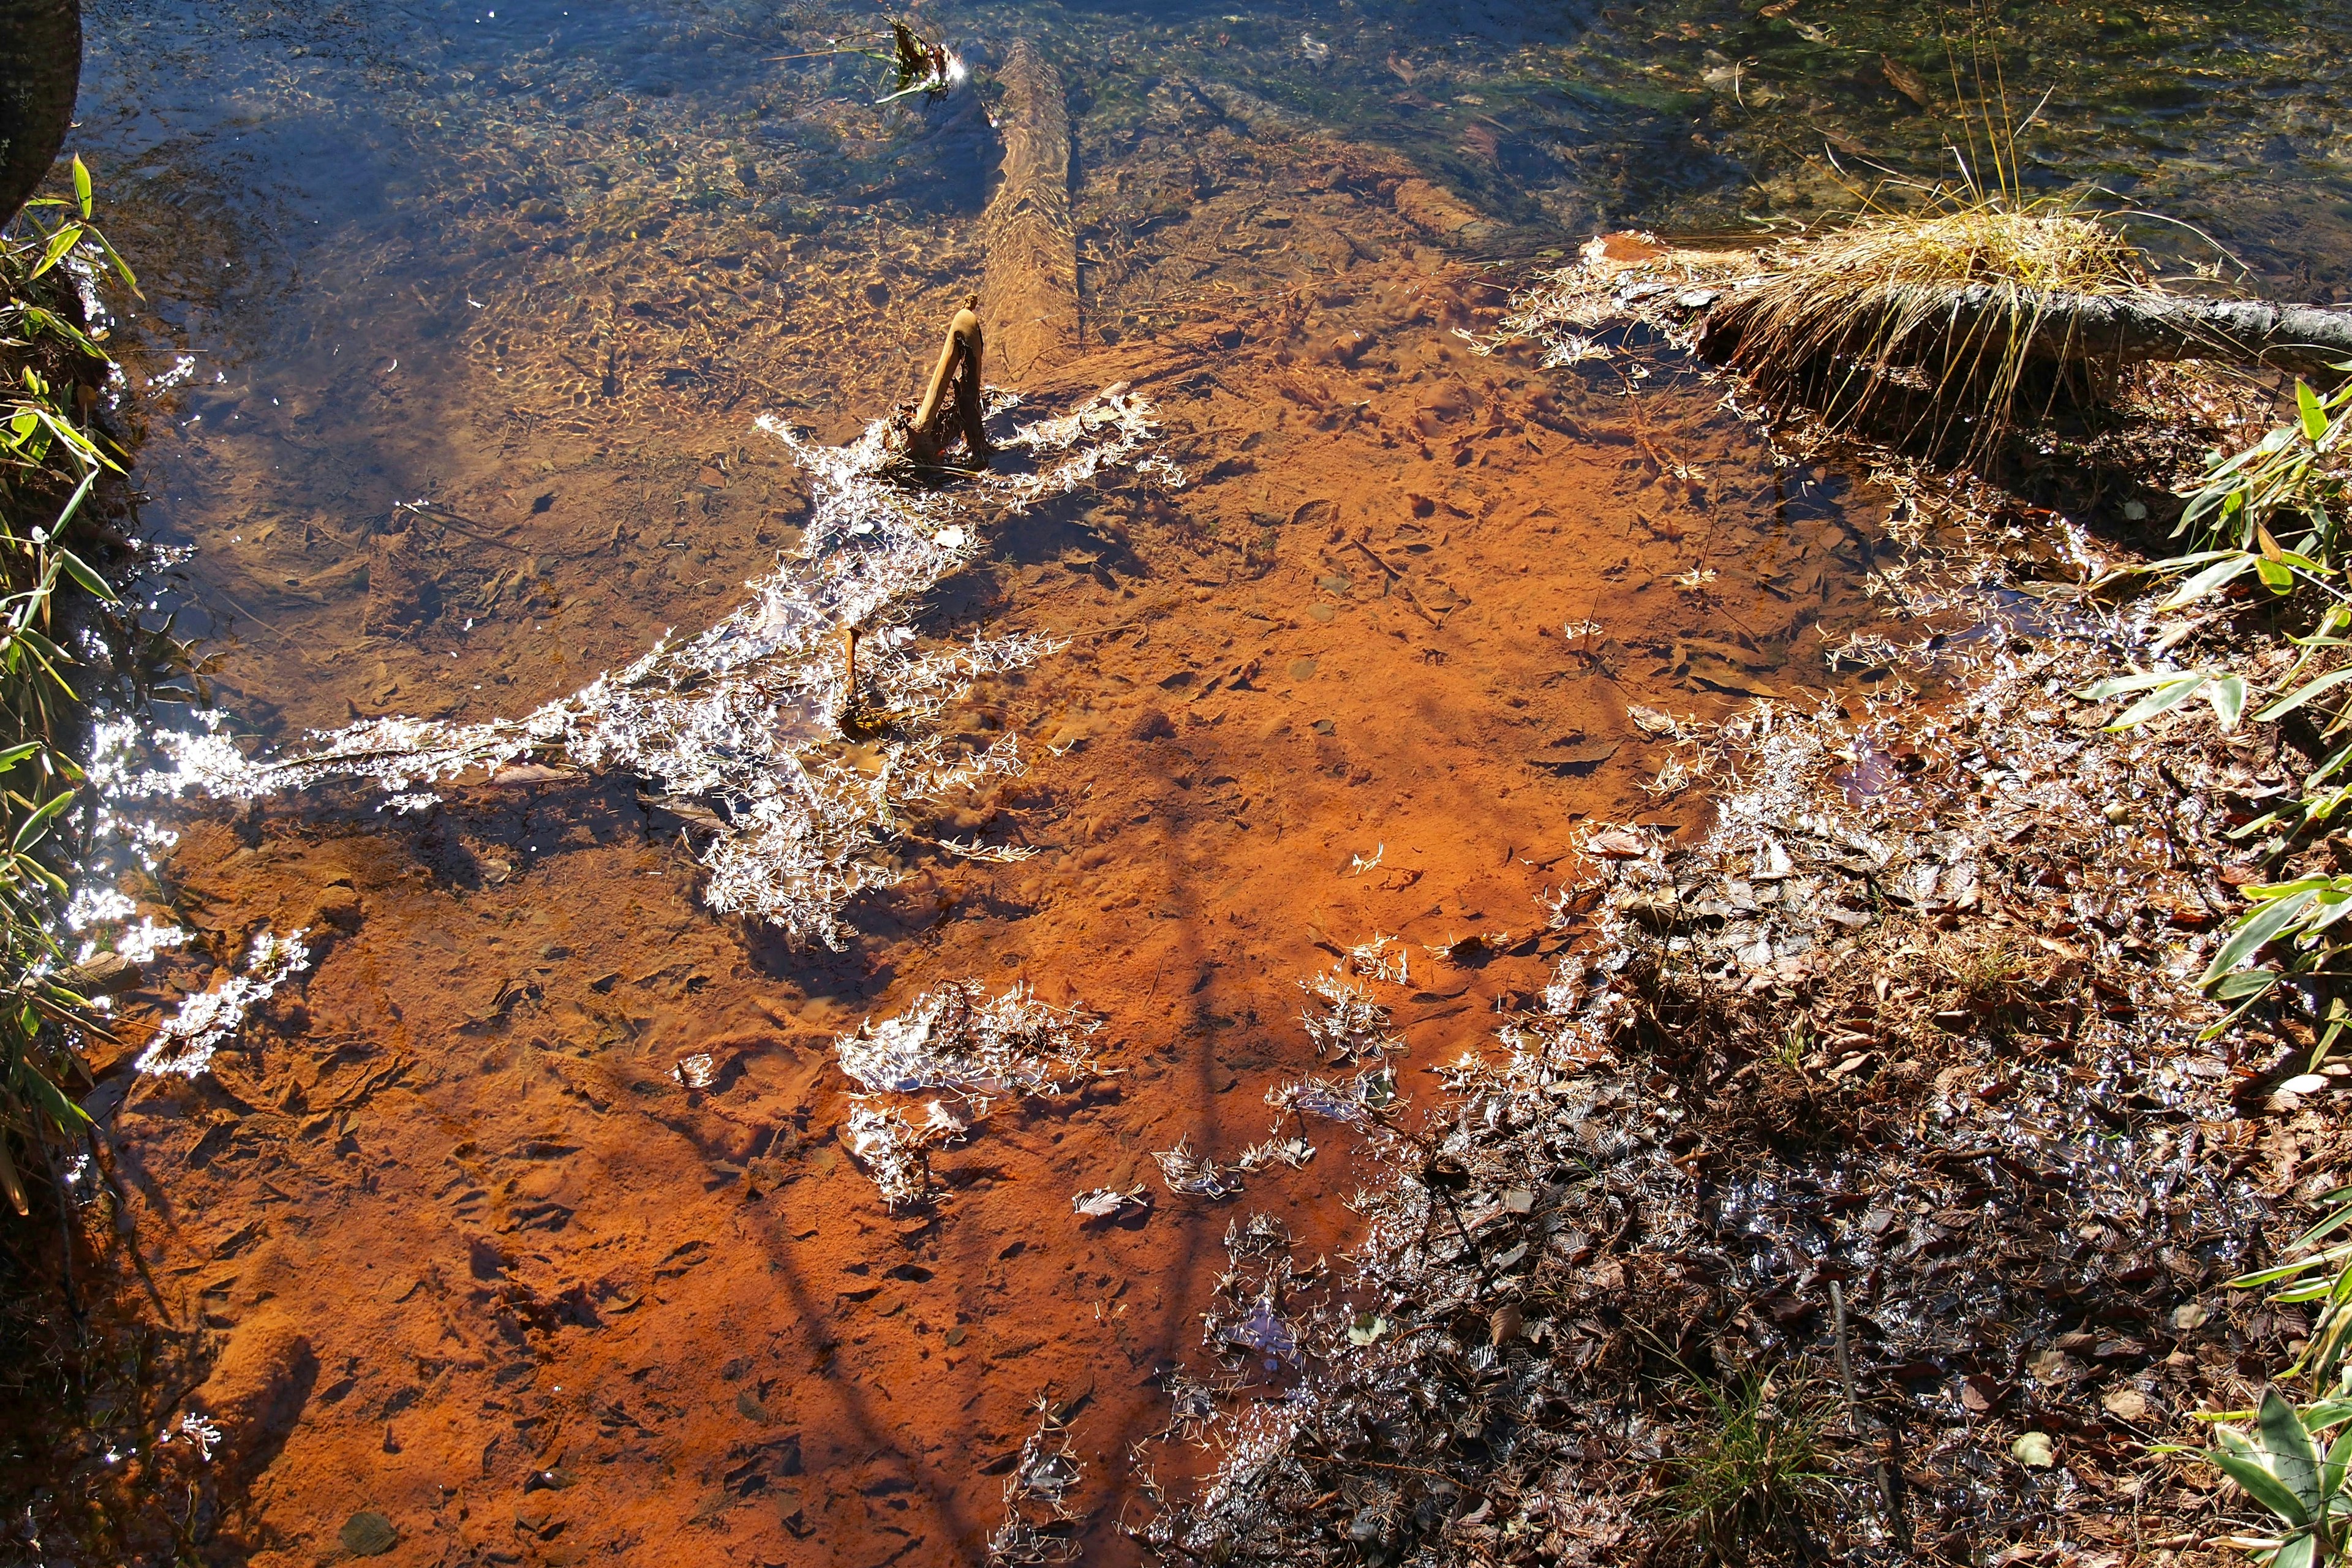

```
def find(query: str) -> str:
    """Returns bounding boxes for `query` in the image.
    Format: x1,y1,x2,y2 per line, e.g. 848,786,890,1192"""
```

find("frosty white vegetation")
96,390,1174,949
132,927,311,1079
834,979,1107,1210
986,1393,1087,1566
1072,1184,1152,1219
157,1411,224,1462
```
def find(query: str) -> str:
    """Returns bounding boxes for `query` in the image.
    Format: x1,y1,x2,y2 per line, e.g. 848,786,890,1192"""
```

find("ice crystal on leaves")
834,980,1106,1210
986,1395,1087,1566
132,928,311,1079
97,390,1172,950
1155,1136,1243,1201
1073,1184,1153,1219
157,1412,223,1461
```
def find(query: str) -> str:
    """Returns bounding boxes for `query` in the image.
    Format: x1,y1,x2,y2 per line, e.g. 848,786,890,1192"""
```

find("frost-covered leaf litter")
832,978,1110,1211
89,388,1176,952
1131,260,2323,1564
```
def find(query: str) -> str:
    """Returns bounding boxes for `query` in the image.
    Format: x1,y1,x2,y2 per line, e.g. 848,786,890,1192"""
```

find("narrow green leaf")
2158,551,2259,611
9,787,76,856
2204,888,2323,986
31,223,82,279
2211,1449,2312,1528
2303,381,2332,443
2216,967,2280,1000
2080,669,2196,699
2111,673,2212,729
50,545,113,601
2258,667,2352,723
70,155,92,219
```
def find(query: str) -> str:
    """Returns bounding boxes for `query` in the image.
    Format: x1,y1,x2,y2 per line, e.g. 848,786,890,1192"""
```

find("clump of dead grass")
1706,195,2161,458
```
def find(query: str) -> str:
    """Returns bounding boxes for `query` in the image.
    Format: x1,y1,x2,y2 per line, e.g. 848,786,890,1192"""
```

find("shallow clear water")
67,0,2352,744
34,0,2352,1559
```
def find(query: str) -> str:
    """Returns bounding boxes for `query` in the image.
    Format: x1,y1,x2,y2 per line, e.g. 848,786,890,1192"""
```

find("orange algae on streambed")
43,254,1915,1565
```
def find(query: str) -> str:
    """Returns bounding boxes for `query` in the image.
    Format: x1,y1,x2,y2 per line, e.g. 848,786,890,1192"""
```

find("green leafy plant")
2176,1386,2352,1568
1662,1371,1836,1563
0,156,138,1215
2160,1191,2352,1567
2082,368,2352,1052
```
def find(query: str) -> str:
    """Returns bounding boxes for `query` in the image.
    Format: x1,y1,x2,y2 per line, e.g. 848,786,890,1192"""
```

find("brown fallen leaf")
1881,55,1933,107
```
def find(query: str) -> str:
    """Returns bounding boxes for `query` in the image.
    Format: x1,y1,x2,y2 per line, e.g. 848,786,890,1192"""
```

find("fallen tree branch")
1692,279,2352,380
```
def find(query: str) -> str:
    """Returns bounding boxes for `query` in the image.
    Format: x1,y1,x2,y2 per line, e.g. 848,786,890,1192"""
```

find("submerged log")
1697,281,2352,382
0,0,80,222
980,42,1078,382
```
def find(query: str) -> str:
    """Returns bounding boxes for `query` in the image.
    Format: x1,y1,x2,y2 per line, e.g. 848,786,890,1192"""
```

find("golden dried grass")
1712,195,2168,456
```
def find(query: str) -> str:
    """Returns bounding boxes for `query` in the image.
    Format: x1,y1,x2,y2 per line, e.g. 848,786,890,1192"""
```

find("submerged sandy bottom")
70,255,1907,1566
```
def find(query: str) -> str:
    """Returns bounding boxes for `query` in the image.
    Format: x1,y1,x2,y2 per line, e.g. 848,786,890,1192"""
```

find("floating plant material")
1072,1184,1151,1219
1153,1136,1242,1202
986,1393,1087,1567
834,979,1107,1210
131,927,310,1080
835,980,1103,1105
101,390,1174,949
875,20,966,106
1231,1135,1314,1173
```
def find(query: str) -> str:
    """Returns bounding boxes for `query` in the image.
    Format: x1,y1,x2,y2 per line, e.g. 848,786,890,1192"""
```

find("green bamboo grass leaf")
2302,381,2332,444
2158,551,2259,610
9,789,75,856
70,157,91,221
2291,1193,2352,1250
2079,669,2199,698
2257,667,2352,722
2214,967,2279,1000
0,742,40,774
2262,1387,2328,1512
2110,672,2212,728
2210,1450,2312,1529
2242,876,2342,901
29,224,81,281
2207,674,2250,729
2204,888,2324,986
2307,891,2352,935
2271,1532,2319,1568
49,544,112,601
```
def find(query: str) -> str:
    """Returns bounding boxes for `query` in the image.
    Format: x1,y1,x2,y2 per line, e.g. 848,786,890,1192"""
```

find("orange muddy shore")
80,261,1896,1567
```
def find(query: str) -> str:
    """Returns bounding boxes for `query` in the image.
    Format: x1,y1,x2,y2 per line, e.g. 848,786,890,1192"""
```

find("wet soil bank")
6,257,1905,1566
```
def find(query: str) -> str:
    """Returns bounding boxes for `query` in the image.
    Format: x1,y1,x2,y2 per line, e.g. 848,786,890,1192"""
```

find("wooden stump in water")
981,42,1078,383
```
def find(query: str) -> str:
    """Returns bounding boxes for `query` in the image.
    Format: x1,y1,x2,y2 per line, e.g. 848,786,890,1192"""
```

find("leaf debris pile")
835,979,1107,1211
987,1392,1088,1567
1136,510,2344,1563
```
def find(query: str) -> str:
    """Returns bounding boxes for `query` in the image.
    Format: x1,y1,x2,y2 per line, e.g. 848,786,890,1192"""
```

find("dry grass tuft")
1705,195,2165,458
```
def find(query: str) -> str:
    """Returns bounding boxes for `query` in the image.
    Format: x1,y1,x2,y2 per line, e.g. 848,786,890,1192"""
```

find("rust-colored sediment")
81,262,1893,1568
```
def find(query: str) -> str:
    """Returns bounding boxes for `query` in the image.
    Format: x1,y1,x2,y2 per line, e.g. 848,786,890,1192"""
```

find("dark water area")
58,0,2352,715
68,0,2352,735
13,0,2352,1562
